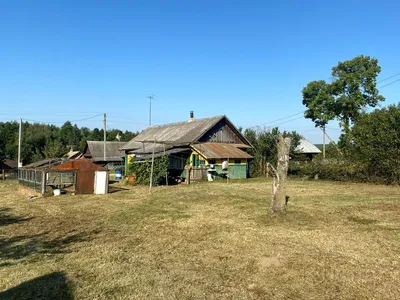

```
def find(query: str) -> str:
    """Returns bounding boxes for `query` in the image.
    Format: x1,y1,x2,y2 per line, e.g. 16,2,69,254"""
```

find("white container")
53,189,61,196
207,173,213,182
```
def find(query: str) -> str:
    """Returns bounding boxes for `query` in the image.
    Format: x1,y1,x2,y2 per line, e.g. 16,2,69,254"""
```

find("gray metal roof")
134,147,191,160
121,116,225,151
192,143,253,159
295,139,322,154
22,158,63,170
85,141,126,162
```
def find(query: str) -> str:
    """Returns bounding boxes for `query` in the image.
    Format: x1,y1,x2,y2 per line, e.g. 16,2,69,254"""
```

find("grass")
1,178,400,299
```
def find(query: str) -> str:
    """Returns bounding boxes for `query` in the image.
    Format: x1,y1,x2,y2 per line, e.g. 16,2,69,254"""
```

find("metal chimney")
189,111,194,122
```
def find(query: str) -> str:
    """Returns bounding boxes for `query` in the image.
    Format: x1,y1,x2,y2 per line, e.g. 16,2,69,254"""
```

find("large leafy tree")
302,55,385,147
351,104,400,183
44,139,67,158
302,80,335,128
60,121,82,149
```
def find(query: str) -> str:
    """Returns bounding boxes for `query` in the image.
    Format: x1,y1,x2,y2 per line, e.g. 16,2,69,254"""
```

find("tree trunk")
270,134,291,213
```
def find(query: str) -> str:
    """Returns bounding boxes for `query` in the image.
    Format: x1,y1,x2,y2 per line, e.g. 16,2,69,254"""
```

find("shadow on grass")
348,216,377,225
0,272,73,300
0,208,34,227
256,210,320,229
108,186,130,194
0,229,100,266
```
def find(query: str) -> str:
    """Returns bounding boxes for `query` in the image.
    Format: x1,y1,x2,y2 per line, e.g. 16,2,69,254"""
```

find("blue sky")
1,0,399,143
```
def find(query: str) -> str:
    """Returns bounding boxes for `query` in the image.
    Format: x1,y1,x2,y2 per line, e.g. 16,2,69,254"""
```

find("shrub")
129,155,169,185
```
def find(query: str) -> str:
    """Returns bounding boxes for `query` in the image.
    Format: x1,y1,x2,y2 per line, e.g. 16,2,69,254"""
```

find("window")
235,159,241,165
208,159,216,165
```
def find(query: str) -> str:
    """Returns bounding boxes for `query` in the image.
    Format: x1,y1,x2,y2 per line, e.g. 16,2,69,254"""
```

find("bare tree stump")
269,134,291,213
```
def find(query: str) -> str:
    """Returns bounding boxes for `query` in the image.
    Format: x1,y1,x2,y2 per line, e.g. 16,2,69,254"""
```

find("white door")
94,171,108,194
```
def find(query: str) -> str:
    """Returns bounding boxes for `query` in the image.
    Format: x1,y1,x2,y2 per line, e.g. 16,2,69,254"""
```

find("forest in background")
0,121,138,165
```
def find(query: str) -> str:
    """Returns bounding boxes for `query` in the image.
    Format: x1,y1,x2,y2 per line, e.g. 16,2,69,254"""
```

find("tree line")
0,121,138,165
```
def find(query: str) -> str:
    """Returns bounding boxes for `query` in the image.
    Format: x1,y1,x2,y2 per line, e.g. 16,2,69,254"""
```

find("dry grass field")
1,179,399,299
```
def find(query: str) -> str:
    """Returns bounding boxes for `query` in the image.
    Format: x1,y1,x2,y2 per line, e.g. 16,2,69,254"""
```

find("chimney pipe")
188,111,194,122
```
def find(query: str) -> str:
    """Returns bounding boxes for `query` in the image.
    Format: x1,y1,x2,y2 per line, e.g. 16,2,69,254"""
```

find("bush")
350,104,400,184
129,155,169,185
289,157,390,183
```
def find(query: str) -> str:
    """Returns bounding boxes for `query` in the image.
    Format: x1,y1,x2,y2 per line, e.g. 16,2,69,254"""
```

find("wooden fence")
186,166,207,184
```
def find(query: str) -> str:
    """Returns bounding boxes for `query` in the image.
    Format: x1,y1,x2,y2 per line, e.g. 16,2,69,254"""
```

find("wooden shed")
49,159,109,194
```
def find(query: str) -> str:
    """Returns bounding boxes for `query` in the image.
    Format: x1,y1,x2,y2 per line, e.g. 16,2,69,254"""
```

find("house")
0,159,18,170
295,138,321,160
120,113,253,180
82,141,126,168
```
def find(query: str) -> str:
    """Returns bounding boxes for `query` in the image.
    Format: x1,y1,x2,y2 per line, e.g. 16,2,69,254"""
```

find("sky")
1,0,400,143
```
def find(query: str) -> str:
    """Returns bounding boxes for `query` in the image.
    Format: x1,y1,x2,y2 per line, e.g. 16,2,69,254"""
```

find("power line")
268,116,305,128
22,113,103,124
377,72,400,84
378,78,400,89
107,120,151,126
247,112,304,129
325,127,341,131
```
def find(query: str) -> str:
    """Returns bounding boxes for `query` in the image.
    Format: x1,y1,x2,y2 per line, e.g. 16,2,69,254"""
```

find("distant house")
0,159,18,170
82,141,126,168
295,138,321,160
120,113,253,180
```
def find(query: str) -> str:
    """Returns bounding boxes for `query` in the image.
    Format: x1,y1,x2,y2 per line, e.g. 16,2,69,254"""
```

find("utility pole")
147,95,155,127
18,118,22,168
322,125,326,158
103,113,107,162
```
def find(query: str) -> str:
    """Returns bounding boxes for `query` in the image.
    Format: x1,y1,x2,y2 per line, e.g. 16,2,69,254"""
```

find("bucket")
128,174,136,184
116,170,122,181
53,189,61,196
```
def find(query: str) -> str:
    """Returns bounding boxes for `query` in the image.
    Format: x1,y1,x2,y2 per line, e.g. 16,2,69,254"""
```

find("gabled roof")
121,116,224,151
84,141,126,162
2,159,18,168
49,159,108,171
295,139,321,154
121,115,251,153
192,143,253,159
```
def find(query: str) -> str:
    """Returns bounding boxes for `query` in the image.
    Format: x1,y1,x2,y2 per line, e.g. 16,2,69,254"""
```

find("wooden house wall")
199,120,244,144
186,150,248,179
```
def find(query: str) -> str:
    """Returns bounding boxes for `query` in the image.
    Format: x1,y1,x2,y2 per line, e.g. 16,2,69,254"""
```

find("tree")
60,122,81,149
302,55,385,148
122,130,138,142
331,55,385,127
44,139,67,158
351,104,400,183
244,127,301,177
0,133,5,165
302,80,335,128
269,134,291,213
0,121,19,159
90,128,102,141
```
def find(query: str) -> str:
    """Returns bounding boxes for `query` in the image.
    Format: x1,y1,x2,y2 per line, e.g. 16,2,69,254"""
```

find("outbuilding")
48,159,109,194
18,159,109,196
